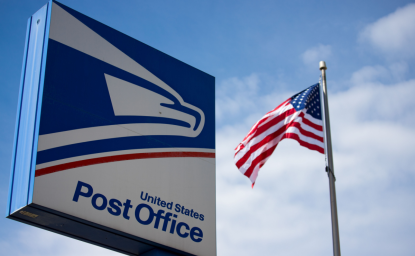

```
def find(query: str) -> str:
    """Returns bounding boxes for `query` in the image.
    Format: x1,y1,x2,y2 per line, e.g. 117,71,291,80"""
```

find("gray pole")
319,61,341,256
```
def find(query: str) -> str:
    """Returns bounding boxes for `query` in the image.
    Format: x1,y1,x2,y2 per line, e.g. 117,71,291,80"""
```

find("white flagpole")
319,61,341,256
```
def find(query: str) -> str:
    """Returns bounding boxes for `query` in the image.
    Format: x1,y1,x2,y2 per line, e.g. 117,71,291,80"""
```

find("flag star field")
291,83,322,120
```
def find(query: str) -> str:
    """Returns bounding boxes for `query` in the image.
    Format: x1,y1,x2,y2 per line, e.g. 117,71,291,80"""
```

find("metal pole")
319,61,341,256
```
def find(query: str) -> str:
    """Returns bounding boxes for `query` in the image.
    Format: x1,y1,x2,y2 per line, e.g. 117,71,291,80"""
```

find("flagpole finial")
319,61,327,70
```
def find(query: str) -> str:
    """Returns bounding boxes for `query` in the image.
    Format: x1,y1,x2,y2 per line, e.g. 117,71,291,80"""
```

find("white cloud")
216,73,260,121
350,65,389,84
215,67,415,255
360,3,415,58
302,44,332,67
215,73,291,125
350,62,408,84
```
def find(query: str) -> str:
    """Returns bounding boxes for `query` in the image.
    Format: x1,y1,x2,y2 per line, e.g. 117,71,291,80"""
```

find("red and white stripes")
234,100,324,185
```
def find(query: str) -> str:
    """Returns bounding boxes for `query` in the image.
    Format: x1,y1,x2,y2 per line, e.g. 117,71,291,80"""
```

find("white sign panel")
8,1,215,255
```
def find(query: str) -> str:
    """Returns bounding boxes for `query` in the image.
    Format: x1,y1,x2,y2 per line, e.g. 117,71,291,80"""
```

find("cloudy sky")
1,0,415,255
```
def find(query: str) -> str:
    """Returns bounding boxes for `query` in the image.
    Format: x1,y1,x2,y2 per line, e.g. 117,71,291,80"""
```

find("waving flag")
234,83,324,186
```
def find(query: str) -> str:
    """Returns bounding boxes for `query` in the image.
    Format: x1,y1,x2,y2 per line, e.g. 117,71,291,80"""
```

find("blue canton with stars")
289,83,322,120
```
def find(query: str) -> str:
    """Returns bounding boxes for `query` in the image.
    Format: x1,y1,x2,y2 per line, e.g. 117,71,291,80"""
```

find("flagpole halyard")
319,61,341,256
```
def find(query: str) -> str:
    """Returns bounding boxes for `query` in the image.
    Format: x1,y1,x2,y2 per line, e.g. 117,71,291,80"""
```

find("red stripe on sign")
35,151,215,177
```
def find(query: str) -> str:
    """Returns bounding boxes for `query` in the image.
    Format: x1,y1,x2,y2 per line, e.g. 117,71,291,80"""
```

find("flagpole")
319,61,341,256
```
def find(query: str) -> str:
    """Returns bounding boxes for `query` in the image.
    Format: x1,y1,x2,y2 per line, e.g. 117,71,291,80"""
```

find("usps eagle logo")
38,3,205,153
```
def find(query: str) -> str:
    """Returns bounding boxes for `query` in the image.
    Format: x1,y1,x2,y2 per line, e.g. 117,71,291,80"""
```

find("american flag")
234,83,325,186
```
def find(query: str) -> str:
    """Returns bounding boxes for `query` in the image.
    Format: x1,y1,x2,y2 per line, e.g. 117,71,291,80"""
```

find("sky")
1,0,415,255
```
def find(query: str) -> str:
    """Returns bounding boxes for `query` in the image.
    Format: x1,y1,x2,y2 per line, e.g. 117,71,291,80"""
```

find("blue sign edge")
6,15,32,217
7,1,52,216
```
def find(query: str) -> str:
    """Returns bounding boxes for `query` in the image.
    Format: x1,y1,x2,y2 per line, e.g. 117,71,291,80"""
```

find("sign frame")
7,1,216,255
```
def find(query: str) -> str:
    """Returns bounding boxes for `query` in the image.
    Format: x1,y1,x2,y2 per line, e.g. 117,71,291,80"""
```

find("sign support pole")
319,61,341,256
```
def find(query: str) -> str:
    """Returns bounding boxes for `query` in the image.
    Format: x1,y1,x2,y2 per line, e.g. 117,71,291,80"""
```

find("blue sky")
1,0,415,255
